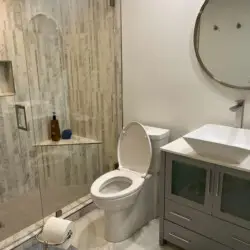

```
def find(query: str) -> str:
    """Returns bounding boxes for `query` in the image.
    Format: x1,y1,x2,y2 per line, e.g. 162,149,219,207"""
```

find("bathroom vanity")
159,137,250,250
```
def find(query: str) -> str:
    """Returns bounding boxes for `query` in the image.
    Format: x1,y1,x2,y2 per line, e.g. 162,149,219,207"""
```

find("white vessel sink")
183,124,250,164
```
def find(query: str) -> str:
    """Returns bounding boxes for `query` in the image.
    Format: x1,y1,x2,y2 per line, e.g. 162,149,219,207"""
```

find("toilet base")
104,206,134,242
104,176,154,242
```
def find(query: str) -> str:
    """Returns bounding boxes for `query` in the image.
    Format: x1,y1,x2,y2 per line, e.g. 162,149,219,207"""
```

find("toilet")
91,122,169,242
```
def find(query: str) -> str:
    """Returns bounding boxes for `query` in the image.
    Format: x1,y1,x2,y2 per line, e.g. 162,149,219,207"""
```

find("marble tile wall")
0,0,122,247
62,0,122,172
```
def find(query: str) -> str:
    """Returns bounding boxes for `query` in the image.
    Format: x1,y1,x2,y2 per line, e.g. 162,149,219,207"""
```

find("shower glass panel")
24,13,82,219
0,34,45,247
30,0,118,221
37,145,100,217
24,8,103,220
0,97,44,244
0,0,120,247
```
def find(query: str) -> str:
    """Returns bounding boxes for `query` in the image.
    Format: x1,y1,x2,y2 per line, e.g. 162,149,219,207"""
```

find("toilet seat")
91,170,144,200
91,122,152,203
118,122,152,175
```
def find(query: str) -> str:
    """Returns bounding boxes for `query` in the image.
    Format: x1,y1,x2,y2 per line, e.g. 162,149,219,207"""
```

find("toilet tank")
143,125,170,218
143,126,170,174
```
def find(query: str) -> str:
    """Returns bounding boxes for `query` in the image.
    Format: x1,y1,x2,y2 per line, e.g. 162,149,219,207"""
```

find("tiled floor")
70,209,180,250
26,209,181,250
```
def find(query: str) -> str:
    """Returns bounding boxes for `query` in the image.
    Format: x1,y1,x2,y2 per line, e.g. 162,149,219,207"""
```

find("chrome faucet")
229,100,245,128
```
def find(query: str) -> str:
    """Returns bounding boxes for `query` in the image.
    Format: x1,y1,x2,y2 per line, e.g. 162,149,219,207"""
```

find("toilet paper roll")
42,217,74,248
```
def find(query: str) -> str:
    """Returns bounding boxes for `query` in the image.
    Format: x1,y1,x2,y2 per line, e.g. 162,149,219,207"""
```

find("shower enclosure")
0,0,122,249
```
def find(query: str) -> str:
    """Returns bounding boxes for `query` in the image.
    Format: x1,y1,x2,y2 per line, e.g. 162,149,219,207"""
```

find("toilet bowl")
91,169,144,211
91,122,170,242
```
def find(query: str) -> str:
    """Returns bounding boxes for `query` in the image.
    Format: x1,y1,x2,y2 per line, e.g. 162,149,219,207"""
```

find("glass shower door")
0,2,45,246
24,11,101,221
0,98,43,244
0,53,43,250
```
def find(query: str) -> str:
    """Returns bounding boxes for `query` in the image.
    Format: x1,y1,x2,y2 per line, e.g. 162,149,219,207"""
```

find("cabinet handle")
169,211,191,222
209,169,213,194
232,236,250,246
216,173,222,197
169,233,190,244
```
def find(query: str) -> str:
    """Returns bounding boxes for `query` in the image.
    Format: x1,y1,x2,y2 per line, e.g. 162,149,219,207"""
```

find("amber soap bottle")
51,112,61,141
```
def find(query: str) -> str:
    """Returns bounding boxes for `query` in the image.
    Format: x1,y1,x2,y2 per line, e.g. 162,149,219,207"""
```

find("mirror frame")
194,0,250,90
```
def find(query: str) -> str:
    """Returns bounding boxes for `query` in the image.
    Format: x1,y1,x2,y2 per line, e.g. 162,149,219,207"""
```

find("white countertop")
161,137,250,173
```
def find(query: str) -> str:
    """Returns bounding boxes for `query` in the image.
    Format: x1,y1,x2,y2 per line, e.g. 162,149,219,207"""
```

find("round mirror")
194,0,250,89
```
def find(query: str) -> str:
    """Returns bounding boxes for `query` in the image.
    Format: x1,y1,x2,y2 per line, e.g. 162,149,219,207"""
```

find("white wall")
122,0,250,140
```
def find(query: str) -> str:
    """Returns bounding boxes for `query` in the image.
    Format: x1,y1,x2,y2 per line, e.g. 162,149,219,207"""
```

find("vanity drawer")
165,199,213,237
211,217,250,250
164,220,230,250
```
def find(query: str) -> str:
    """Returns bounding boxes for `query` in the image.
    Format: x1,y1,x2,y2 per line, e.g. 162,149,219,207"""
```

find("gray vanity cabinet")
165,153,214,213
160,152,250,250
213,167,250,230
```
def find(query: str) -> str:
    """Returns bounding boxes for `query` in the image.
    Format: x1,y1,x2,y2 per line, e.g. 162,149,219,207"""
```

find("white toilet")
91,122,169,242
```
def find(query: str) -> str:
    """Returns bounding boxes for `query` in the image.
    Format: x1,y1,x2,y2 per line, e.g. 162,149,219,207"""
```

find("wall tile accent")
0,0,122,248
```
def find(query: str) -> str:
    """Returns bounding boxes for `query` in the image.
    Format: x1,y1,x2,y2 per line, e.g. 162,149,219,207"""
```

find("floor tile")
71,209,180,250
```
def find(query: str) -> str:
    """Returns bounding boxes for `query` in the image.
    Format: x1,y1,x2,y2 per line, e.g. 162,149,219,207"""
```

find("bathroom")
1,0,250,249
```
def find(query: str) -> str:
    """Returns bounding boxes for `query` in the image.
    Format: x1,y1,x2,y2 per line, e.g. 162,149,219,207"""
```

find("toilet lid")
118,122,152,175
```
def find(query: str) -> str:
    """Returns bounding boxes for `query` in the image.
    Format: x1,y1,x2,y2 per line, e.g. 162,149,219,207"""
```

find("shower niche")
0,61,15,97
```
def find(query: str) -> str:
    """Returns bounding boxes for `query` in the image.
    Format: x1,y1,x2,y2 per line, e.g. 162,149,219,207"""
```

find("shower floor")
0,186,85,242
